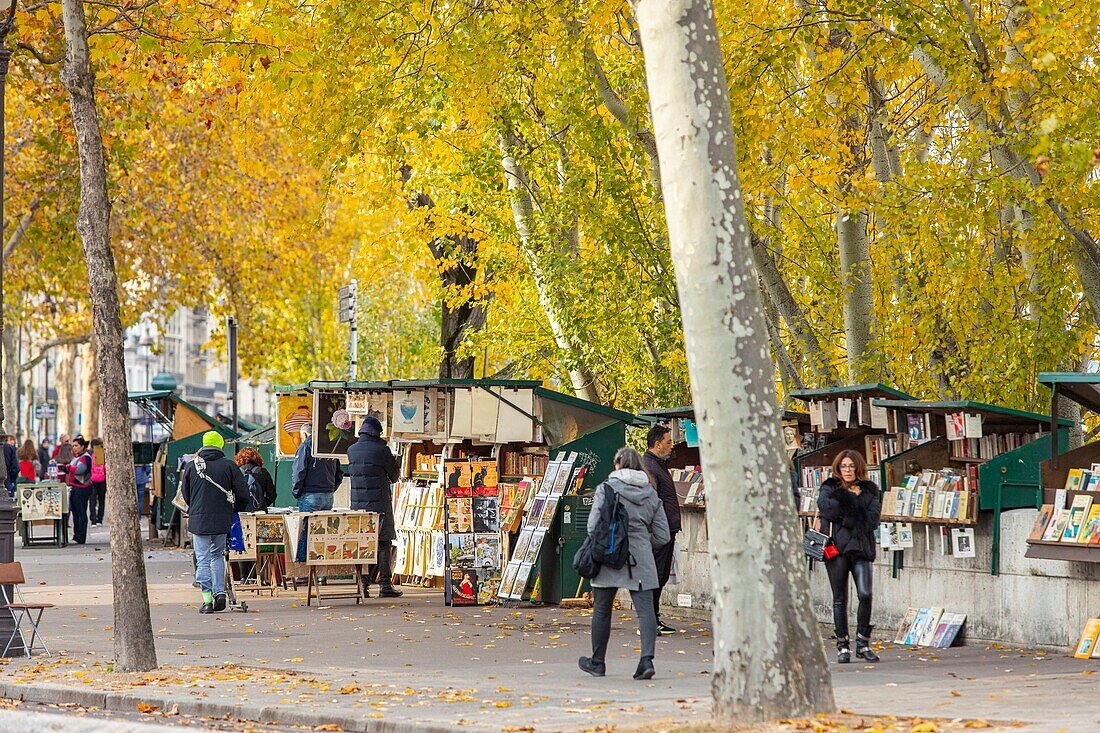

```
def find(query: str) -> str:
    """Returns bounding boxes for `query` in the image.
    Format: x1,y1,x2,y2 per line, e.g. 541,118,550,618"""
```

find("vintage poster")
277,393,314,458
345,391,370,415
447,498,473,533
391,390,426,434
312,390,356,459
423,389,450,440
444,461,472,496
18,483,66,521
477,568,501,605
474,533,500,569
470,461,499,496
472,497,499,533
304,511,379,565
497,562,520,600
448,532,476,567
448,567,478,606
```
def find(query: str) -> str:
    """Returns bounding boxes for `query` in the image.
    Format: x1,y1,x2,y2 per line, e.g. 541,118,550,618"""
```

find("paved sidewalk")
3,525,1098,731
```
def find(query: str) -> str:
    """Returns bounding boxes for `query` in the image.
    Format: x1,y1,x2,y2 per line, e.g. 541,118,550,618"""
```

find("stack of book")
1063,465,1100,492
800,466,833,491
1075,619,1100,658
798,486,819,513
671,467,705,507
949,431,1039,461
864,435,903,467
881,470,974,522
502,451,548,478
894,607,966,648
1030,494,1100,544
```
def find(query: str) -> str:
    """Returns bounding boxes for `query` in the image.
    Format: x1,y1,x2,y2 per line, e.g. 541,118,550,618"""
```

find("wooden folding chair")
0,562,53,658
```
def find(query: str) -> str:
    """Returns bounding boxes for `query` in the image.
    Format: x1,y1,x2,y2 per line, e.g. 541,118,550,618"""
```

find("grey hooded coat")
587,468,671,591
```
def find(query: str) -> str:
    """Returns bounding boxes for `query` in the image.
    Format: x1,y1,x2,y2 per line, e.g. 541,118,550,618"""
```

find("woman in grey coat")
579,447,671,680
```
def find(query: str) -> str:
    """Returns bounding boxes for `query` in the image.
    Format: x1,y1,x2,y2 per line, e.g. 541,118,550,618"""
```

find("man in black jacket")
642,424,681,635
347,416,402,598
180,431,250,613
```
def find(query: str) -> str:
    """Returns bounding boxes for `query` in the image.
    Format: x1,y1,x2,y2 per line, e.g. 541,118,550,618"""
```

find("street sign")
338,281,357,324
34,403,56,419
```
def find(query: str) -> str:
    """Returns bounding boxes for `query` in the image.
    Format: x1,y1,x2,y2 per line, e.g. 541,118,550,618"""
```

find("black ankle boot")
379,584,403,598
856,634,879,662
633,656,655,680
836,637,851,664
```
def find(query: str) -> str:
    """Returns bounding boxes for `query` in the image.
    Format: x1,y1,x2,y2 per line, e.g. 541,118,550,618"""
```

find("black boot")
379,579,403,598
633,655,655,680
836,637,851,664
213,593,227,612
856,634,879,662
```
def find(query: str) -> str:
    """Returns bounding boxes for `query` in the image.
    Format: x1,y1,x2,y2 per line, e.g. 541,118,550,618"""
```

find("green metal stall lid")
127,390,242,439
790,383,914,402
637,405,810,424
270,379,639,427
235,423,276,444
870,399,1071,430
1038,372,1100,415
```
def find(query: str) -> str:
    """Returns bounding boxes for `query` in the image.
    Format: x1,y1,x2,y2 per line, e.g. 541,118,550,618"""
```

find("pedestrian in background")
38,439,51,479
642,423,681,636
817,449,881,664
68,436,94,544
180,431,250,613
236,447,276,511
347,416,402,598
17,440,37,483
134,464,152,516
52,433,72,464
1,434,17,497
89,438,107,525
579,447,670,681
292,424,343,562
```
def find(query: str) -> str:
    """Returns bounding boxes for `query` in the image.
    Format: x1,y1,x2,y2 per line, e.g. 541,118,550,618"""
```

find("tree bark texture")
837,209,873,384
61,0,157,673
632,0,834,721
750,232,836,385
55,343,77,436
499,133,602,403
1,325,17,435
80,340,100,437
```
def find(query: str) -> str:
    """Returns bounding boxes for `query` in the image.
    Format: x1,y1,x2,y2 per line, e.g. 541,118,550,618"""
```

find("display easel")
17,482,69,548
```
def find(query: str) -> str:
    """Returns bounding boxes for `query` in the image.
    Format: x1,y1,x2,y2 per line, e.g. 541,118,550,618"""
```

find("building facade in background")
20,307,273,442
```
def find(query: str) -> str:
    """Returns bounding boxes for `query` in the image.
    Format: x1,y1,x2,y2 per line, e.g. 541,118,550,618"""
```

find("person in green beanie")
180,430,250,613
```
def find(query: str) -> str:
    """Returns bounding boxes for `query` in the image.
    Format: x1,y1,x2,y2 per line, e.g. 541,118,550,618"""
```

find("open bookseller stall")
272,379,635,607
1026,374,1100,564
804,397,1070,649
790,384,915,515
17,482,68,547
633,405,811,613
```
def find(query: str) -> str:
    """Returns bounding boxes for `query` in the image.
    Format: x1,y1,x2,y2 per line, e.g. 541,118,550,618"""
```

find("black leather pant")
825,554,873,642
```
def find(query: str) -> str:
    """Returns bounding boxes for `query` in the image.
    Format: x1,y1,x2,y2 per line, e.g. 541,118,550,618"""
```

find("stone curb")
0,680,467,733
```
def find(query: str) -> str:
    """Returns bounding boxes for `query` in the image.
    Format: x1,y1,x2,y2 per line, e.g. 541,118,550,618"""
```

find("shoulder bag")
803,509,838,561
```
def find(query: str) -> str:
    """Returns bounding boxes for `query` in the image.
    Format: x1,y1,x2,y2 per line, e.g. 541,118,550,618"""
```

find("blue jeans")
296,492,334,562
193,533,227,596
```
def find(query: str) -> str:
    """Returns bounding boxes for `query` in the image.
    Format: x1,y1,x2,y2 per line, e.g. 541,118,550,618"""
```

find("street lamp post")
0,0,21,656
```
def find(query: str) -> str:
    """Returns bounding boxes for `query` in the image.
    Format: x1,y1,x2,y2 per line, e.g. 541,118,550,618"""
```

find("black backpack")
572,484,632,578
244,468,265,512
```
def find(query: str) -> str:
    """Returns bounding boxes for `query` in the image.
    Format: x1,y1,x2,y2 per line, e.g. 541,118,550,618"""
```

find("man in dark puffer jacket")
180,431,250,613
347,416,402,597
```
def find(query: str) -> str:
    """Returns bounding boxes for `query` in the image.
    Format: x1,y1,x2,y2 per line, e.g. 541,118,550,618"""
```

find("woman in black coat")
347,416,402,598
816,449,881,664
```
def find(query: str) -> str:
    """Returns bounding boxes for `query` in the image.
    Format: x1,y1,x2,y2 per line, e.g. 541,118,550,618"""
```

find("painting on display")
391,390,426,434
304,511,379,565
277,393,314,458
19,483,66,521
312,390,356,459
444,459,503,606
